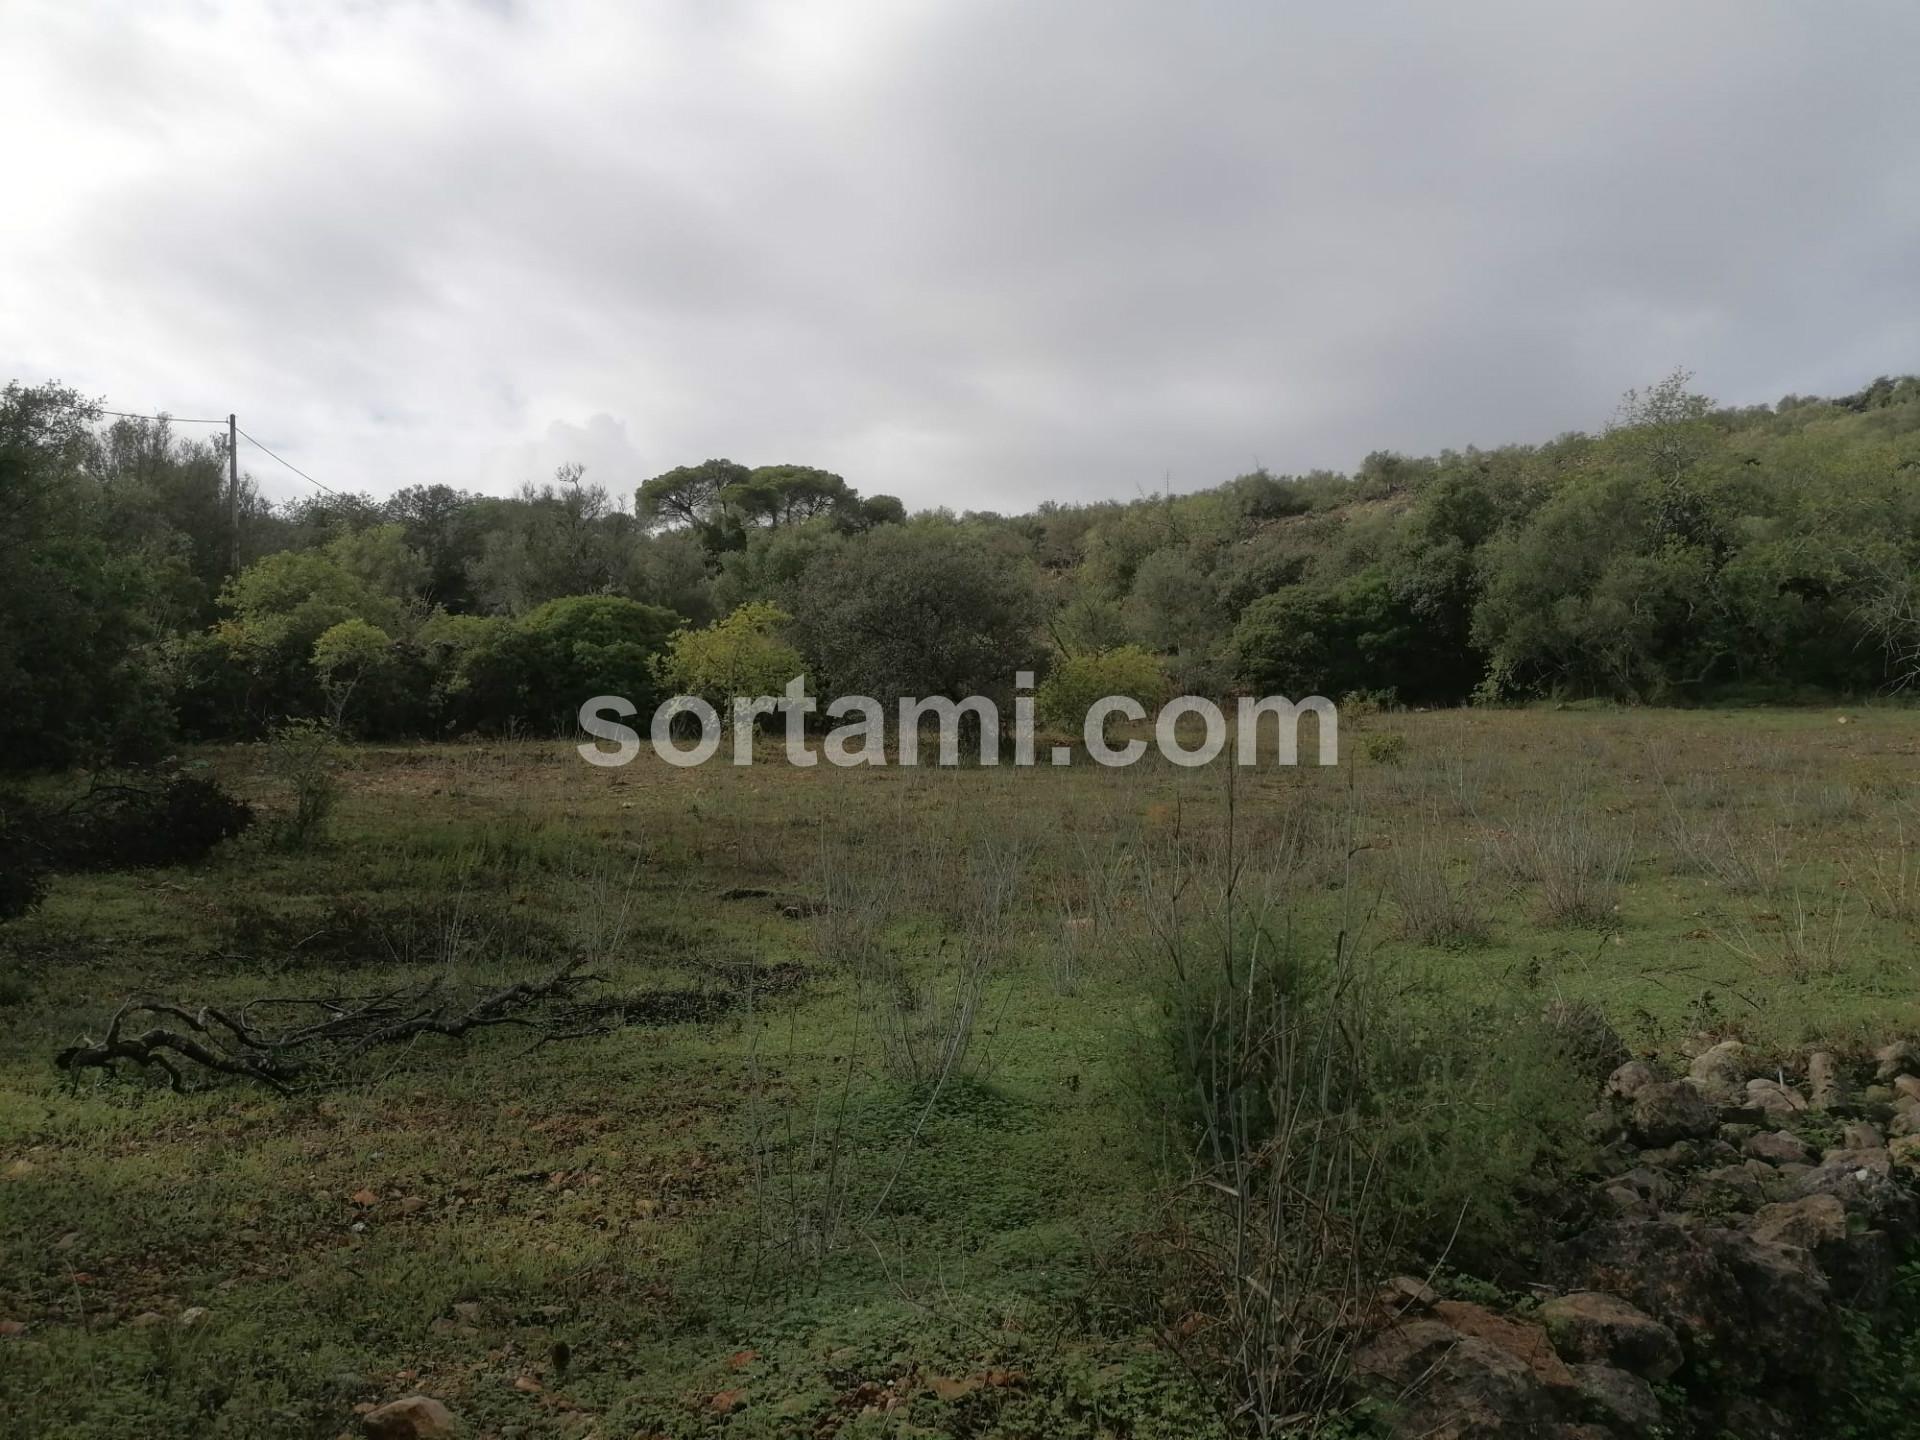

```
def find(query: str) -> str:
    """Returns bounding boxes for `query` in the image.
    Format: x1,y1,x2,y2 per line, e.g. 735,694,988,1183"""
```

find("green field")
4,707,1919,1439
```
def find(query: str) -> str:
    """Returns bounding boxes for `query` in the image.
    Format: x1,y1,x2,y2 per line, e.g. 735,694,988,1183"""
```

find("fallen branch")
55,960,609,1093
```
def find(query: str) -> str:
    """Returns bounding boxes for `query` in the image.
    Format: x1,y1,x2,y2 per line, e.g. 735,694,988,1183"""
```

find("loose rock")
1352,1319,1558,1439
1842,1121,1886,1150
1748,1192,1893,1309
1377,1275,1438,1314
1606,1061,1659,1102
1537,1291,1682,1382
1569,1362,1663,1437
363,1395,459,1440
1682,1160,1780,1212
1807,1050,1849,1111
1743,1131,1810,1165
1627,1082,1717,1147
1792,1146,1918,1241
1745,1077,1808,1118
1688,1040,1748,1105
1432,1299,1575,1390
1874,1040,1919,1083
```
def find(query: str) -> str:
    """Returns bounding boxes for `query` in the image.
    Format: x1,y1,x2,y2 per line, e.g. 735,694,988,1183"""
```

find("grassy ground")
3,706,1919,1438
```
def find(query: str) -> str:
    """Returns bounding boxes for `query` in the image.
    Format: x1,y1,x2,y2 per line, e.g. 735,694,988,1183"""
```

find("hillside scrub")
8,373,1920,766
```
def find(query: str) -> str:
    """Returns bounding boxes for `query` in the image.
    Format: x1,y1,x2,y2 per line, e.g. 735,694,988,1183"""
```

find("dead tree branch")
55,960,610,1093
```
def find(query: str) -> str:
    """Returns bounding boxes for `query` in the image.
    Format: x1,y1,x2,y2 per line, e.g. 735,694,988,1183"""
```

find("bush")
416,612,514,732
0,795,49,921
1037,646,1169,735
263,719,342,849
0,775,252,911
652,601,803,709
1362,730,1408,766
39,776,254,872
784,522,1042,703
1386,838,1489,947
1149,917,1593,1266
493,594,679,729
311,618,398,732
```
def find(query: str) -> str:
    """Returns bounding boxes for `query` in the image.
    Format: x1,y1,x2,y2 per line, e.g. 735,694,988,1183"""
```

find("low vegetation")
3,708,1920,1437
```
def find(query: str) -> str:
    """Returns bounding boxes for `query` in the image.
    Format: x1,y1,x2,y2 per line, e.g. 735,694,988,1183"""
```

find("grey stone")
1687,1040,1749,1105
1570,1362,1662,1436
1742,1130,1811,1165
1537,1291,1683,1382
1794,1146,1918,1240
1607,1061,1659,1102
1807,1050,1849,1111
1745,1077,1808,1118
363,1396,459,1440
1628,1082,1717,1147
1842,1121,1886,1150
1874,1039,1920,1083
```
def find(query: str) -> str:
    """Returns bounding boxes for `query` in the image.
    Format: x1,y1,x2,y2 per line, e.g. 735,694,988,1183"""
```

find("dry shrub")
1847,815,1920,921
1384,836,1489,948
810,828,1024,1086
1491,796,1633,927
1659,807,1783,896
1715,888,1860,984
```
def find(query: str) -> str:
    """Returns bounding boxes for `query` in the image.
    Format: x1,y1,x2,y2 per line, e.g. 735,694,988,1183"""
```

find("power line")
39,397,227,425
46,393,346,497
94,406,230,425
235,425,343,497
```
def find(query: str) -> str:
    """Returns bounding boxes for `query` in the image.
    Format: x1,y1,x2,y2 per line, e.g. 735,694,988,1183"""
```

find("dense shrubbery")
0,773,254,920
42,776,256,872
0,800,50,921
6,370,1920,769
1136,898,1595,1431
1152,924,1593,1264
1037,646,1169,734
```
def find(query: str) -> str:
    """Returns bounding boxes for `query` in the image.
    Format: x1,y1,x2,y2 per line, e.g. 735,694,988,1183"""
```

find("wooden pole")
228,413,239,576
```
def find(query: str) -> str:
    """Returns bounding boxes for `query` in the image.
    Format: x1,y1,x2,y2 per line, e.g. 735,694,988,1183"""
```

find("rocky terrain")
1353,1038,1920,1439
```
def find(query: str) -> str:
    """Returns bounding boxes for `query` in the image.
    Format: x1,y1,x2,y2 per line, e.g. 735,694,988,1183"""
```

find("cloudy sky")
4,1,1917,510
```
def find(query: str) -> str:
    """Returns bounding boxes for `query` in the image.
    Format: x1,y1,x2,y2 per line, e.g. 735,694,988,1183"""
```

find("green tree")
489,595,680,729
636,458,751,549
654,602,804,708
722,465,850,528
0,382,175,767
1037,646,1169,734
785,522,1042,703
468,468,631,614
312,618,398,731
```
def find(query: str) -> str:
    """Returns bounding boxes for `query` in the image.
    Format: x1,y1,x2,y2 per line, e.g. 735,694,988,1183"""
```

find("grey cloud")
2,0,1916,509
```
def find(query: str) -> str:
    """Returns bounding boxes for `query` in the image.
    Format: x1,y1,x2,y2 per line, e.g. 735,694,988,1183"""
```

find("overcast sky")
4,1,1917,510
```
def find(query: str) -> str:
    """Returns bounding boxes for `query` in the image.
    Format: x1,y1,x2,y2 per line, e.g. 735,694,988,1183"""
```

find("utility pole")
228,413,239,577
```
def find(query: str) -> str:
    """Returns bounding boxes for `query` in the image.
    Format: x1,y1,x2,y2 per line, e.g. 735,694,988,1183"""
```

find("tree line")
5,370,1919,769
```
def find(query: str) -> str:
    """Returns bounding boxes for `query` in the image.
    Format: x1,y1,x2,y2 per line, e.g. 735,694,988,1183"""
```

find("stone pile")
1354,1038,1920,1439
